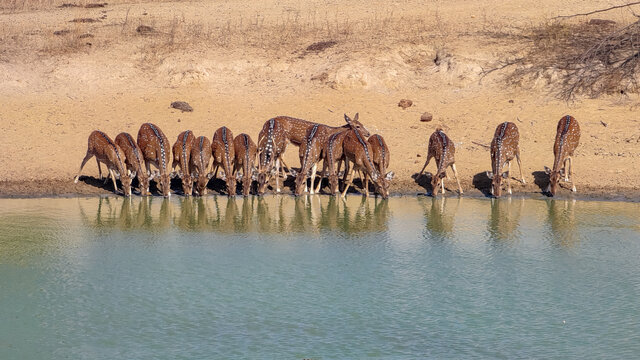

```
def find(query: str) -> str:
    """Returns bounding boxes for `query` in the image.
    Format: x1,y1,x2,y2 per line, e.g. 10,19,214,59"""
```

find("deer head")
486,170,508,198
344,113,371,137
544,166,564,196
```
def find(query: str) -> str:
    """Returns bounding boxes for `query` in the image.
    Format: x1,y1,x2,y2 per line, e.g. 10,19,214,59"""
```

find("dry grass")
488,18,640,100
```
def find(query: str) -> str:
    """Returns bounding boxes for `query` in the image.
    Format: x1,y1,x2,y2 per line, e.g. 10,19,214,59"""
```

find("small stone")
420,112,433,122
398,99,413,109
508,99,514,103
417,154,422,157
136,25,155,34
171,101,193,112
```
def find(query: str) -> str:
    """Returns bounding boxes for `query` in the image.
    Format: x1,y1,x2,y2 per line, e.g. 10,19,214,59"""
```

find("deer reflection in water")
545,199,578,248
422,196,462,240
78,195,390,234
79,196,172,231
487,197,524,242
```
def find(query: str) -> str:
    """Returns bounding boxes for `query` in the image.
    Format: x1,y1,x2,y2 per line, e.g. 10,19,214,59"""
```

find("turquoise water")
0,196,639,359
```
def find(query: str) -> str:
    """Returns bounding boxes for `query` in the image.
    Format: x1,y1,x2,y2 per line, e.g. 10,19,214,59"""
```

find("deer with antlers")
418,129,462,195
233,133,257,196
211,126,236,196
300,114,372,194
545,115,580,196
137,123,172,197
74,130,133,196
364,134,395,197
341,114,389,199
115,132,150,196
189,135,213,196
486,122,525,197
172,130,196,196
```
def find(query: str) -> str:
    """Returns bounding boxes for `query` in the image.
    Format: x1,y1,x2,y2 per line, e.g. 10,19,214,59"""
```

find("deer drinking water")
211,126,236,196
320,130,349,195
189,136,213,196
341,114,389,199
74,130,133,196
418,129,462,195
364,134,394,197
172,130,196,196
257,118,290,195
297,113,372,195
115,132,150,196
544,115,580,196
137,123,172,197
294,124,324,196
486,122,525,197
233,133,257,196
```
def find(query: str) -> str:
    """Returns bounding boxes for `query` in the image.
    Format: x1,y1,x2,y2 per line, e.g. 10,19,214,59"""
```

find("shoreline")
1,178,638,202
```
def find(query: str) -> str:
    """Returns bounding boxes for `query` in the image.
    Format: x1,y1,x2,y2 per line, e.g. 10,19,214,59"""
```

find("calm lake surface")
1,196,639,359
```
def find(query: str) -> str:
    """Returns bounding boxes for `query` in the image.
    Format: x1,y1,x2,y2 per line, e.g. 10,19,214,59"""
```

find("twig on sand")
553,2,640,19
472,141,491,149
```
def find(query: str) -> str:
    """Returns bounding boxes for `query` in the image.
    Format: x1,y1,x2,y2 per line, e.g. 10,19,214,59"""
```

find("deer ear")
236,172,243,181
559,168,566,176
501,171,509,179
344,114,352,124
354,113,359,122
544,166,552,174
207,172,214,179
486,171,494,179
131,170,137,178
385,171,395,181
439,172,447,179
170,171,177,179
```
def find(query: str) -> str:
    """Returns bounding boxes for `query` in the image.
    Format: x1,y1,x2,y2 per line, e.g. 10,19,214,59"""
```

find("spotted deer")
172,130,196,196
486,122,525,197
320,130,348,195
544,115,581,196
257,118,290,195
341,114,389,199
294,124,324,196
74,130,132,196
364,134,395,197
189,136,213,196
304,113,372,194
137,123,172,197
115,132,150,196
211,126,236,196
418,130,462,195
233,133,257,196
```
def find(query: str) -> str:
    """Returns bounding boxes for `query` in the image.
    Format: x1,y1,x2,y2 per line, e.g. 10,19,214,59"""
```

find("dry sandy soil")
1,0,639,200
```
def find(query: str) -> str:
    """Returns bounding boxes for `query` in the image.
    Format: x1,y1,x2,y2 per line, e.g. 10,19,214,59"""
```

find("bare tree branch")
554,1,640,19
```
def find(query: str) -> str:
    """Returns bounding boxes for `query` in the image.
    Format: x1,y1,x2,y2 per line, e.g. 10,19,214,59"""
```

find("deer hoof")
521,179,526,185
572,186,577,192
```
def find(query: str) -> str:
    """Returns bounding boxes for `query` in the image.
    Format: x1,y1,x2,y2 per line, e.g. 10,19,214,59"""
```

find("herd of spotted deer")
74,113,581,199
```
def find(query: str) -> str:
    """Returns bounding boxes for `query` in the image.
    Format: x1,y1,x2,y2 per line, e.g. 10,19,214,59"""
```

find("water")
1,196,639,359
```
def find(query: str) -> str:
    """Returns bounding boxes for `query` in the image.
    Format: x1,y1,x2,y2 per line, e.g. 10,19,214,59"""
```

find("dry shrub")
499,19,640,100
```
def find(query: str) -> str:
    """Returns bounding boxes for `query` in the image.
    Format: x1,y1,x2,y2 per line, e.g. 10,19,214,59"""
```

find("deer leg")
341,164,355,198
451,163,463,195
109,169,119,194
363,173,369,197
507,161,513,195
569,157,576,192
341,161,350,192
314,161,325,194
279,156,293,177
563,157,570,182
309,163,317,195
441,175,446,194
418,154,431,177
275,159,281,193
74,152,93,183
516,149,526,184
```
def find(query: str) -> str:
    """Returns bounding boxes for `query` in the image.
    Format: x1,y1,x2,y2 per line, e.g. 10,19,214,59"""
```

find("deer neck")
553,116,572,172
148,124,167,174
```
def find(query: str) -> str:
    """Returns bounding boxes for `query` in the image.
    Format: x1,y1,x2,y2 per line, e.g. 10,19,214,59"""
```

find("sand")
1,0,639,200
